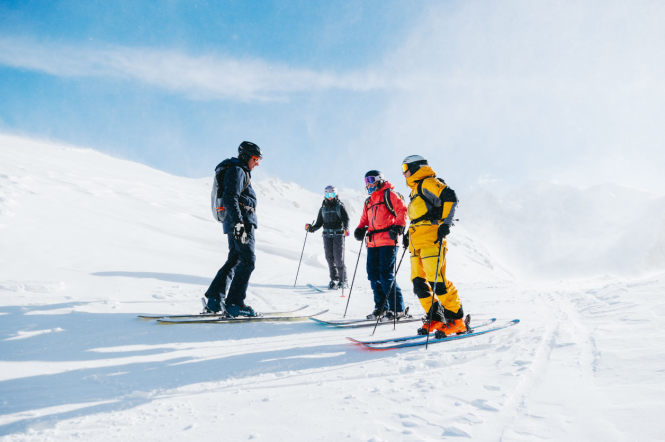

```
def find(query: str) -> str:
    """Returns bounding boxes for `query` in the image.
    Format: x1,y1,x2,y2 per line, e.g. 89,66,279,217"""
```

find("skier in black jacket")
204,141,262,317
305,186,350,289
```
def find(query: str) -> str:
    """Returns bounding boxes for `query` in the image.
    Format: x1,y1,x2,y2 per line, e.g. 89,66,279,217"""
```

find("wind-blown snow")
462,181,665,280
1,134,664,441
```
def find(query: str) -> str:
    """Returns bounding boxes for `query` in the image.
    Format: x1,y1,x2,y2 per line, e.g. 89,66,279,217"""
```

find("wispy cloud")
0,38,398,101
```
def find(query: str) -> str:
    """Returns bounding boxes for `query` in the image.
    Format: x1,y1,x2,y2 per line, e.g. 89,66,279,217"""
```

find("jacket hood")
373,179,394,193
368,180,394,200
406,165,436,190
220,157,250,173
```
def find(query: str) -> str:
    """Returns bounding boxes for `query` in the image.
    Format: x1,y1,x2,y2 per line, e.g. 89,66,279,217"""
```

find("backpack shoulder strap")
383,188,396,217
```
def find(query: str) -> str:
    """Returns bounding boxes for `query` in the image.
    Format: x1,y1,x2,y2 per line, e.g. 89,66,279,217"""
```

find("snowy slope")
1,134,664,441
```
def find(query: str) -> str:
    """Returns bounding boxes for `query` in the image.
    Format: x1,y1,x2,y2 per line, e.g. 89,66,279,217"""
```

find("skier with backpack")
305,186,350,290
204,141,263,317
401,155,466,336
354,170,408,320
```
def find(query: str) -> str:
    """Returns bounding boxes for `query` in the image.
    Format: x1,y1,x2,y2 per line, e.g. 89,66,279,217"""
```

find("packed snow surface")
1,134,664,441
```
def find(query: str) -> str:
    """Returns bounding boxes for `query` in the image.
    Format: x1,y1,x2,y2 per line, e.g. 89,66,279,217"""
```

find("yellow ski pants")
409,239,462,316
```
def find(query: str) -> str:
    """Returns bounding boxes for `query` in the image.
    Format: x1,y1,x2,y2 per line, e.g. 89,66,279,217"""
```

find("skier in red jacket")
354,170,408,319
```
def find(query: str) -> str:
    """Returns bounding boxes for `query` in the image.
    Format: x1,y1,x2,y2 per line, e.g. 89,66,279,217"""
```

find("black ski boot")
366,308,385,320
201,297,226,315
328,280,339,290
385,307,410,321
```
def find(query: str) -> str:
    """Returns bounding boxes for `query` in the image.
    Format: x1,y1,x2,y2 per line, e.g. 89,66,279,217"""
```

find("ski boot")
338,281,349,289
201,296,226,315
417,317,444,335
433,315,471,339
366,308,385,320
226,303,262,317
328,280,339,290
385,306,410,321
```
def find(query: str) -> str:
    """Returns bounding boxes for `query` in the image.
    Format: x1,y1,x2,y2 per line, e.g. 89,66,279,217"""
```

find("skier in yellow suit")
401,155,467,337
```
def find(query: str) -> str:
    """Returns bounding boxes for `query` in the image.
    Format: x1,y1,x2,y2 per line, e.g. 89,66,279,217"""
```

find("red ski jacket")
357,181,408,248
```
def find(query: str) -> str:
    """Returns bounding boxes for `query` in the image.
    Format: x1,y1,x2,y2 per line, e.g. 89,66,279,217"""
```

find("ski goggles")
401,163,409,173
364,176,378,186
325,192,336,198
251,155,261,164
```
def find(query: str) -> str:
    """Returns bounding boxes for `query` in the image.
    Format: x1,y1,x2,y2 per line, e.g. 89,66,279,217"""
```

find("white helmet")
402,155,428,174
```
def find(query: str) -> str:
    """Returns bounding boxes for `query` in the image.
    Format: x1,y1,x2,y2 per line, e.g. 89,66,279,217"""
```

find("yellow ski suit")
406,165,463,322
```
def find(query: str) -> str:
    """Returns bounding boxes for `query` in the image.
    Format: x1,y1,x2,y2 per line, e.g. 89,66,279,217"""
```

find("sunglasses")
252,156,261,164
325,192,336,198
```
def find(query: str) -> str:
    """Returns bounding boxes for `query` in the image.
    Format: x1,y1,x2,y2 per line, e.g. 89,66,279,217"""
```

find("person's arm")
390,191,408,228
308,207,324,232
439,186,458,226
222,166,245,226
357,201,368,229
340,203,350,230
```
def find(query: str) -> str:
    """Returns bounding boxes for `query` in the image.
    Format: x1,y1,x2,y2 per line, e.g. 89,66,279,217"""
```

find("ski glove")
345,229,349,237
354,226,368,241
305,223,314,232
388,225,404,241
233,223,249,244
402,231,409,249
435,223,450,244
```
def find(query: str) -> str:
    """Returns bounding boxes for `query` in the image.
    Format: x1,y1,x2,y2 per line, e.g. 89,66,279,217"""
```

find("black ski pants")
323,234,347,282
205,229,256,306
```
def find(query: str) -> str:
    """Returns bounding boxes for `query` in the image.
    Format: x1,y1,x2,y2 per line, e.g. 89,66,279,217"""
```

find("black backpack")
211,161,250,223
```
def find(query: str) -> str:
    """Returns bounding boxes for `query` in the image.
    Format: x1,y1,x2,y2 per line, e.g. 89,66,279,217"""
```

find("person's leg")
410,244,446,323
323,235,338,282
377,246,404,312
366,247,385,311
421,241,463,321
333,235,347,283
225,228,256,307
205,234,239,307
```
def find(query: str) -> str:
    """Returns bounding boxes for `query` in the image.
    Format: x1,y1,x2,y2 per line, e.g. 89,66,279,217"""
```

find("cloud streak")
0,38,399,101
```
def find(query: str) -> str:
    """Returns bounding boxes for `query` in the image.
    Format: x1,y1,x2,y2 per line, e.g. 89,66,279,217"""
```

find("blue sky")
1,0,664,197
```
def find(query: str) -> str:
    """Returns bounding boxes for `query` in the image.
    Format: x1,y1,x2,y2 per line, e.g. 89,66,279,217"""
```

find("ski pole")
340,233,346,298
393,238,399,330
425,242,446,349
343,230,366,317
371,246,408,335
294,221,313,287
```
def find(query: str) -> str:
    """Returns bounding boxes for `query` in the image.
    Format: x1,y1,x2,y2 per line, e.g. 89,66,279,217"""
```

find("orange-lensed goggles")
252,155,261,163
401,163,409,173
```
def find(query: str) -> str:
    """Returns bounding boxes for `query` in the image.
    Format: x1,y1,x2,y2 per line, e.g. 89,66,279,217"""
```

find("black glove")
305,223,315,233
233,222,248,244
402,231,409,249
354,227,368,241
388,225,404,241
435,223,450,244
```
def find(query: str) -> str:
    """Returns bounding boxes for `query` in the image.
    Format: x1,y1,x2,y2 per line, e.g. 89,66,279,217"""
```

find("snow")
1,133,664,441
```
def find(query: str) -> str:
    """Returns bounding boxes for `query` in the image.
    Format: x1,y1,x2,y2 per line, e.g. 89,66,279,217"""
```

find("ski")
346,318,497,345
306,284,325,293
349,320,520,350
311,316,421,328
156,309,329,324
138,305,309,320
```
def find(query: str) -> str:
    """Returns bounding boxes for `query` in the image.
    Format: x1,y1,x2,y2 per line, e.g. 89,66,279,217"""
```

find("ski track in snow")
0,135,664,441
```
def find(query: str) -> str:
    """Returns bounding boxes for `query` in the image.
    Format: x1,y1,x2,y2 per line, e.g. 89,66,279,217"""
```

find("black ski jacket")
220,157,258,234
310,198,349,233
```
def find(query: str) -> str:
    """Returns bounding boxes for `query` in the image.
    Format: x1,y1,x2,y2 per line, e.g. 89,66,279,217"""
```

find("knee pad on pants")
412,277,431,299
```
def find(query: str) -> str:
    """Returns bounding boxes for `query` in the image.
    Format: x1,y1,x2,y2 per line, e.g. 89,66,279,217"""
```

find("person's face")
402,169,412,178
247,156,260,171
